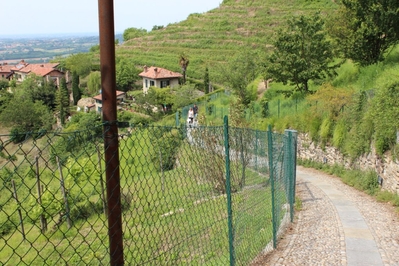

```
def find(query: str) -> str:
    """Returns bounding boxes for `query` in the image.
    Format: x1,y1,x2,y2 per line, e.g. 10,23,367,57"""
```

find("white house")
138,66,182,93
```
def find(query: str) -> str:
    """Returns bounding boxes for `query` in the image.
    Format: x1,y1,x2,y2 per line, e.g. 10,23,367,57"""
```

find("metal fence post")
224,116,235,266
175,111,180,127
98,0,124,265
267,125,277,248
285,129,298,222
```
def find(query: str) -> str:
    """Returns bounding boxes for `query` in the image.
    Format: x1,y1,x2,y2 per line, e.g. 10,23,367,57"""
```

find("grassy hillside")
116,0,338,83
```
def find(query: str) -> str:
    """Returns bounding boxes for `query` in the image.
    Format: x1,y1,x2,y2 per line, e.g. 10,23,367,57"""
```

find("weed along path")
254,166,399,266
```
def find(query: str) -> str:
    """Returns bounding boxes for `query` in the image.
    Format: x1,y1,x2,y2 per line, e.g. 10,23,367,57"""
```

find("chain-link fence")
0,118,296,265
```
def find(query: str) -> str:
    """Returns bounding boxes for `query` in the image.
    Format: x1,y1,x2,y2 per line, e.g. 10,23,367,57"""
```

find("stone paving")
252,166,399,266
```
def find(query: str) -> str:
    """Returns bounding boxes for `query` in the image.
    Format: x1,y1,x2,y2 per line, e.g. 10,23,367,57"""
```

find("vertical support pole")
11,180,25,240
98,1,124,265
96,146,108,216
240,130,245,188
35,157,47,233
175,111,180,127
56,157,72,228
255,130,258,171
285,130,294,222
224,116,235,266
267,125,277,248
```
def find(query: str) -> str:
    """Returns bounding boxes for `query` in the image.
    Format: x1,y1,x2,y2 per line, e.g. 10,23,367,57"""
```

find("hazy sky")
1,0,221,37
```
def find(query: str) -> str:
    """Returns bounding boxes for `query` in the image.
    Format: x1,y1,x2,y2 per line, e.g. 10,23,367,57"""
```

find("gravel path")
253,166,399,266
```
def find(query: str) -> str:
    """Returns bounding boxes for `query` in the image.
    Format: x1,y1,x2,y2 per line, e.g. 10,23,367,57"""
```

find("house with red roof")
10,60,68,87
92,90,126,113
138,66,182,93
0,63,14,80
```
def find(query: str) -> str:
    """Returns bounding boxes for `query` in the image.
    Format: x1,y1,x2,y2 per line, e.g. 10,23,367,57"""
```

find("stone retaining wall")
297,133,399,194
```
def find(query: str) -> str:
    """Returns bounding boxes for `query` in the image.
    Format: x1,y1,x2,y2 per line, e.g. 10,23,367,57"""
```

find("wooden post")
56,157,71,229
11,180,25,240
96,146,107,216
35,156,47,233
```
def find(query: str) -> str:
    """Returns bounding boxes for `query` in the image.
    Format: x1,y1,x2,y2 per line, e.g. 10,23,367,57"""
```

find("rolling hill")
115,0,338,84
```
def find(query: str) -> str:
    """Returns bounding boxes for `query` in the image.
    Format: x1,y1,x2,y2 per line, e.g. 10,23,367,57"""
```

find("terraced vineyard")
116,0,338,83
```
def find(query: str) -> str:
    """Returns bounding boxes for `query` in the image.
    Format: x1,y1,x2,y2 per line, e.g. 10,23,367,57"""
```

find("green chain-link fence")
0,117,296,265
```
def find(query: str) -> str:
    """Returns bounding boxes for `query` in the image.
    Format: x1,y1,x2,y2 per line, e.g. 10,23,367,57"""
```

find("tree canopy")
265,13,335,92
328,0,399,65
123,27,147,42
115,57,141,91
221,49,258,107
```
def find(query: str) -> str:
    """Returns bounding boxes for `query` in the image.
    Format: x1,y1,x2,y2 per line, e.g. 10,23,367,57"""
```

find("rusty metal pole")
98,1,124,265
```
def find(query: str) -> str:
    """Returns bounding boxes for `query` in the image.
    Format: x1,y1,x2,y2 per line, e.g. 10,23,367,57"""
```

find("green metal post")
175,111,180,127
267,125,277,249
285,130,294,222
255,130,258,171
224,116,235,266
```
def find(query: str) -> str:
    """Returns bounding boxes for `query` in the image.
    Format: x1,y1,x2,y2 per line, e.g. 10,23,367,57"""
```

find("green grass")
0,126,278,265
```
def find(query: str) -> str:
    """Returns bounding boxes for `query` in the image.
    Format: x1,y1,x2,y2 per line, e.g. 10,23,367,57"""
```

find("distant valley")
0,34,122,64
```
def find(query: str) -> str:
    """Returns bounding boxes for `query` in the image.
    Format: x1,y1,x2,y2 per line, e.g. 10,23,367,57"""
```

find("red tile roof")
139,66,183,79
0,64,14,73
12,61,62,77
93,90,126,101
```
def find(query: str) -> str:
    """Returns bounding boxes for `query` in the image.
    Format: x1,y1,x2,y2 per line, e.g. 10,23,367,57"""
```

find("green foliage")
123,27,147,41
64,53,93,77
266,13,335,92
220,49,258,107
204,67,210,94
150,128,182,172
72,71,81,105
0,80,9,90
332,119,346,149
330,0,399,65
0,97,53,136
115,57,141,91
55,77,70,125
86,71,101,96
370,82,399,155
319,117,332,144
0,89,13,113
51,112,102,163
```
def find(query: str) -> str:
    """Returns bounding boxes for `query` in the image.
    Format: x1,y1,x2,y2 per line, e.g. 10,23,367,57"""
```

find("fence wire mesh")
0,120,296,265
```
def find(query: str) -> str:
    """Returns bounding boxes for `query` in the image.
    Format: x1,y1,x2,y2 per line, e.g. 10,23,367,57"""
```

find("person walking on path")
188,107,194,125
253,166,399,266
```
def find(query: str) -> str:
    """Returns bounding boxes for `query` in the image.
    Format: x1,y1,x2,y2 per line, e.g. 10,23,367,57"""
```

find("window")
161,80,170,88
150,80,155,87
145,79,148,88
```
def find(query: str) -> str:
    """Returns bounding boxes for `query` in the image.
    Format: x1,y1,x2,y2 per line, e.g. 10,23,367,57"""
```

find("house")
11,60,67,87
138,65,182,93
92,90,126,113
0,63,14,80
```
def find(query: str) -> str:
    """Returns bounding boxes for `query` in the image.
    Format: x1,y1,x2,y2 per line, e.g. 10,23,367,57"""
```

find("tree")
115,57,140,91
179,54,190,84
87,71,101,95
64,53,93,77
72,71,81,105
266,13,335,93
55,78,70,125
221,49,258,107
0,97,53,133
203,67,210,94
0,79,8,90
123,27,147,42
327,0,399,65
20,75,56,109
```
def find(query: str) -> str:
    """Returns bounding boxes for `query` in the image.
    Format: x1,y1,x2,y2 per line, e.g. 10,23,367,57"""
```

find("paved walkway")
254,166,399,266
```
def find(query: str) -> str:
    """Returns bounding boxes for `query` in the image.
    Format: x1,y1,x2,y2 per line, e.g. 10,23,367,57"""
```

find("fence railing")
0,117,296,265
